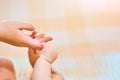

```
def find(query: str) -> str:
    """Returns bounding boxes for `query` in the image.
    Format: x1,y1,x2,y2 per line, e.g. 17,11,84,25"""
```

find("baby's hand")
28,43,58,67
28,33,57,67
40,43,58,63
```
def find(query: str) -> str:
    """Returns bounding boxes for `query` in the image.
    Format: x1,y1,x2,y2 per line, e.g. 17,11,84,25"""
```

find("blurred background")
0,0,120,80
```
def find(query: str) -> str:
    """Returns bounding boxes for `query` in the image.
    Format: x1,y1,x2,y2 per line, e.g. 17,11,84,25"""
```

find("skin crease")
29,45,64,80
0,21,64,79
0,31,53,80
28,33,64,80
28,32,53,67
0,32,63,80
0,21,44,49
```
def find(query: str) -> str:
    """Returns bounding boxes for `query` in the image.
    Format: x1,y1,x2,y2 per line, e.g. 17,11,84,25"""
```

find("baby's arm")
31,57,64,80
29,44,64,80
31,57,52,80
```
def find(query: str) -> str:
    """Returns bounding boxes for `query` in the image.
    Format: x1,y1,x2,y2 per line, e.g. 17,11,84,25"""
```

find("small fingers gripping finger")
28,44,58,67
28,48,40,67
28,46,40,68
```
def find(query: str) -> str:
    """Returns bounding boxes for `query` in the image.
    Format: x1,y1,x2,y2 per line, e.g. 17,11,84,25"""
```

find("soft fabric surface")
0,0,120,80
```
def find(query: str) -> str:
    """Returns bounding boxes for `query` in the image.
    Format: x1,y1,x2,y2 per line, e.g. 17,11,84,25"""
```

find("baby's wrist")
40,55,53,64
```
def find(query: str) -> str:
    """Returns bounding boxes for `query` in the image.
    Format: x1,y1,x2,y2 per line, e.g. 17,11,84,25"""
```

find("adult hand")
0,21,44,49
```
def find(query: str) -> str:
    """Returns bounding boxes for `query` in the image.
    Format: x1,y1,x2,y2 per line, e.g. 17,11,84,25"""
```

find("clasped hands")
0,21,64,80
28,31,64,80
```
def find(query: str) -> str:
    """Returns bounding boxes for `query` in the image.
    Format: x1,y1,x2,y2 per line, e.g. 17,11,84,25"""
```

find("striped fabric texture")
0,0,120,80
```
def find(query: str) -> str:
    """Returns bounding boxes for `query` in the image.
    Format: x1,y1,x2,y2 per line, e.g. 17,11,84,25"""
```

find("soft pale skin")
0,21,63,80
0,58,16,80
28,32,64,80
28,44,64,80
0,21,44,49
0,30,51,79
0,31,63,80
